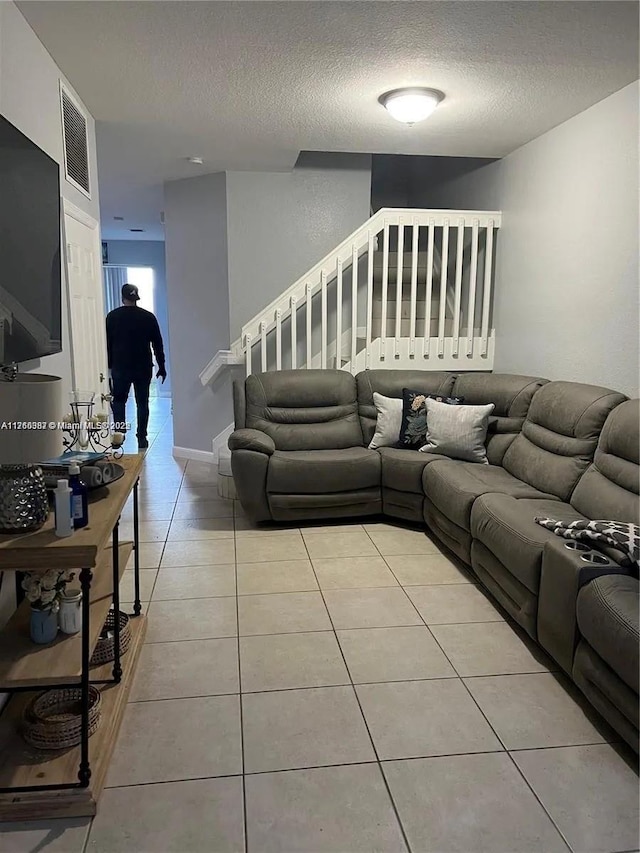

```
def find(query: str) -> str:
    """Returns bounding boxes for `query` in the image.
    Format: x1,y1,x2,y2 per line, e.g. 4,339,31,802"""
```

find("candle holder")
62,391,124,460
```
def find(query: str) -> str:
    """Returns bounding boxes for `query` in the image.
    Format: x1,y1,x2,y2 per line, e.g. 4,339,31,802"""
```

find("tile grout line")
411,537,577,852
504,751,575,852
84,405,174,853
230,476,250,853
101,738,631,792
299,532,414,853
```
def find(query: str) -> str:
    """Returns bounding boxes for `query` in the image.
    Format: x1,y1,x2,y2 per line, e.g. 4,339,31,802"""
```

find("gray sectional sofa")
229,368,639,752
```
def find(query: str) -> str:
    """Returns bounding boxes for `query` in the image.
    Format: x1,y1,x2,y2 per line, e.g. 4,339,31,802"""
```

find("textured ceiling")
18,1,639,240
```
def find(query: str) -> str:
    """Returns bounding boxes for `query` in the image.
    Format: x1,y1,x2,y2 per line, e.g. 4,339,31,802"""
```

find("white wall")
0,1,100,402
164,172,232,453
226,155,372,339
424,83,639,396
0,1,100,667
105,240,171,394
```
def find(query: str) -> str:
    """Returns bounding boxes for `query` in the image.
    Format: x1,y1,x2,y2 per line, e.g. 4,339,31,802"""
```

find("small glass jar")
59,589,82,635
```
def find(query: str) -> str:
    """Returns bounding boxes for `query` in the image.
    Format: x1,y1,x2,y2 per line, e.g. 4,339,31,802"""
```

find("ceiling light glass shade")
380,88,443,124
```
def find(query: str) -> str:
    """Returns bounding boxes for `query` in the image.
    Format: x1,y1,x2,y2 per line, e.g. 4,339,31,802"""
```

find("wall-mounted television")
0,113,62,367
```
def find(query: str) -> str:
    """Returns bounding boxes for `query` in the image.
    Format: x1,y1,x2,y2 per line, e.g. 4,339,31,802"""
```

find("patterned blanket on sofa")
534,518,640,569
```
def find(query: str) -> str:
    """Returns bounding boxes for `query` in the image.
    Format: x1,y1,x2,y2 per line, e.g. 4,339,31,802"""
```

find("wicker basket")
90,610,131,667
22,686,102,751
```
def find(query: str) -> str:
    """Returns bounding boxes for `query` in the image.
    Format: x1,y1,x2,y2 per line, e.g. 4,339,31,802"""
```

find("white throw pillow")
368,392,403,450
419,398,495,463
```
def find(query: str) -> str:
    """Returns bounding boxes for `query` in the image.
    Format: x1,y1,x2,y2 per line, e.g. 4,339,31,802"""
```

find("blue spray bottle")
68,463,89,529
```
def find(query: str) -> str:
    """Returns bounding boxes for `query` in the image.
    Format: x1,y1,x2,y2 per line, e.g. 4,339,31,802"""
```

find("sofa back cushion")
451,373,548,464
233,379,246,429
571,399,639,522
245,369,363,450
356,370,455,446
502,381,627,501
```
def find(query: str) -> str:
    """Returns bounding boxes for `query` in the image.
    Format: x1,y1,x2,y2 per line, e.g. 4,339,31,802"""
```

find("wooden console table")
0,454,146,820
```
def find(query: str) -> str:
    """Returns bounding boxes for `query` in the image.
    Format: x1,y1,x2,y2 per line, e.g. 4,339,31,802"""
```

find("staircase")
204,208,501,493
201,208,501,388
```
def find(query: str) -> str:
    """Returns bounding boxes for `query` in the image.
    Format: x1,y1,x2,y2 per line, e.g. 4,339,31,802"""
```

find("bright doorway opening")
126,266,155,314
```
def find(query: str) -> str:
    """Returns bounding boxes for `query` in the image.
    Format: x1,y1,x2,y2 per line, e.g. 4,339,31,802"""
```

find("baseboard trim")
212,423,234,457
172,446,216,464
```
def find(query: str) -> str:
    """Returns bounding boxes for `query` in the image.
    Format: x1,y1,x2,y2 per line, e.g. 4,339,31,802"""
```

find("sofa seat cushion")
379,446,449,494
577,574,639,694
471,495,585,595
267,447,381,495
423,460,558,532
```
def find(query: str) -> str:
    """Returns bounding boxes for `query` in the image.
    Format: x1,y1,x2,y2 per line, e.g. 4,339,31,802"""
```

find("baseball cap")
122,283,140,301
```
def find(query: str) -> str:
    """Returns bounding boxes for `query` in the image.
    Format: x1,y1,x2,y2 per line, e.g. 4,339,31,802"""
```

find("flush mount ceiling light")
379,88,444,125
187,156,204,165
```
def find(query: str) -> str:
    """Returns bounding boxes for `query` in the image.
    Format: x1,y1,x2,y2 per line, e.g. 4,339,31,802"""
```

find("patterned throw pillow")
398,389,464,449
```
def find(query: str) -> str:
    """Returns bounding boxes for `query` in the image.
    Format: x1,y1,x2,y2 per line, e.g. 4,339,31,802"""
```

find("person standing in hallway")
106,283,167,450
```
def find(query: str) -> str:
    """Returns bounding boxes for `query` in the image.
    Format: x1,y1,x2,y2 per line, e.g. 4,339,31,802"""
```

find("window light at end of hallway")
380,88,444,125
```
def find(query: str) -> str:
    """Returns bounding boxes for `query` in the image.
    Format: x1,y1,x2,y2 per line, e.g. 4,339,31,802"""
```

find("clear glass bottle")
59,589,82,634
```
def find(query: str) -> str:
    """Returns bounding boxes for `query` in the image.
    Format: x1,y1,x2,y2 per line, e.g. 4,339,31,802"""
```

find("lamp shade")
0,374,62,464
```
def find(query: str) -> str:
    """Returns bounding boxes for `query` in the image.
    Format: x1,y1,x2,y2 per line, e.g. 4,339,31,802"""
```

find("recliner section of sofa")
532,399,640,751
230,369,382,522
425,381,627,581
574,574,639,753
468,391,633,639
421,373,552,559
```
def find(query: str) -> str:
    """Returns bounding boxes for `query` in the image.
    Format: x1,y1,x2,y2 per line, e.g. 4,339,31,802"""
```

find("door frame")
61,197,107,396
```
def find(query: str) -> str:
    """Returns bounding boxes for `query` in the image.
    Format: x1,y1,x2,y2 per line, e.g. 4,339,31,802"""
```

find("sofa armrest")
537,536,632,675
228,429,275,456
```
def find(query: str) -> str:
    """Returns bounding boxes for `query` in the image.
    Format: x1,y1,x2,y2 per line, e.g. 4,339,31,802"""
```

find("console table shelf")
0,454,146,821
0,542,132,688
0,616,146,820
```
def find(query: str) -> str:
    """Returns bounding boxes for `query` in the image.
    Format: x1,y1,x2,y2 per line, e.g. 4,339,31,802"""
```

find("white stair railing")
200,208,501,385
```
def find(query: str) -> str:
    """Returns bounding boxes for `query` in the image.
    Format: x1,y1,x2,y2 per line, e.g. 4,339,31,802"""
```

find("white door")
63,200,108,406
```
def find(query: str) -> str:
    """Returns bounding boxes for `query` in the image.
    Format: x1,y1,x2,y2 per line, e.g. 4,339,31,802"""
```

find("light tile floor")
2,397,639,852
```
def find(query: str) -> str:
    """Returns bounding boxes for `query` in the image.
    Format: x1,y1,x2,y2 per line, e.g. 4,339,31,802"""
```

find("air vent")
60,83,90,198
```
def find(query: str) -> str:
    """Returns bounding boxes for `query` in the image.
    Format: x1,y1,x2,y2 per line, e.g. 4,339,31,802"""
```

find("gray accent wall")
105,240,171,394
226,155,372,339
164,172,233,451
162,157,372,453
420,83,639,396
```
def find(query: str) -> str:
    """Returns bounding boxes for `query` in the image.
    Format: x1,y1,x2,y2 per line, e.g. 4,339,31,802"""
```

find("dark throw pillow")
398,389,464,449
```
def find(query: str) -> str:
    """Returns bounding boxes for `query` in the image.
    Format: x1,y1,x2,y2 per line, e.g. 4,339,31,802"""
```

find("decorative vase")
30,606,58,644
59,589,82,635
0,464,49,533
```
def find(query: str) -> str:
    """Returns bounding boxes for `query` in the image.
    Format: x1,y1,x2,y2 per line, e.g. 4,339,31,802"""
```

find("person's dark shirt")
106,306,165,374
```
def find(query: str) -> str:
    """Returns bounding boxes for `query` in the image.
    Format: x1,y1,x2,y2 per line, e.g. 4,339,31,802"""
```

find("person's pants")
111,368,152,440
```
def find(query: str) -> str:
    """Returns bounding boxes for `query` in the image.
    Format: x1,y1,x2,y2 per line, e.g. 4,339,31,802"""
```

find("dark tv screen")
0,113,62,366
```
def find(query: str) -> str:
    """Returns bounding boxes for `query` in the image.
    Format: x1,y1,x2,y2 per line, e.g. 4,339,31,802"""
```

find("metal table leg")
132,478,141,616
112,520,122,683
15,571,25,606
78,567,93,788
